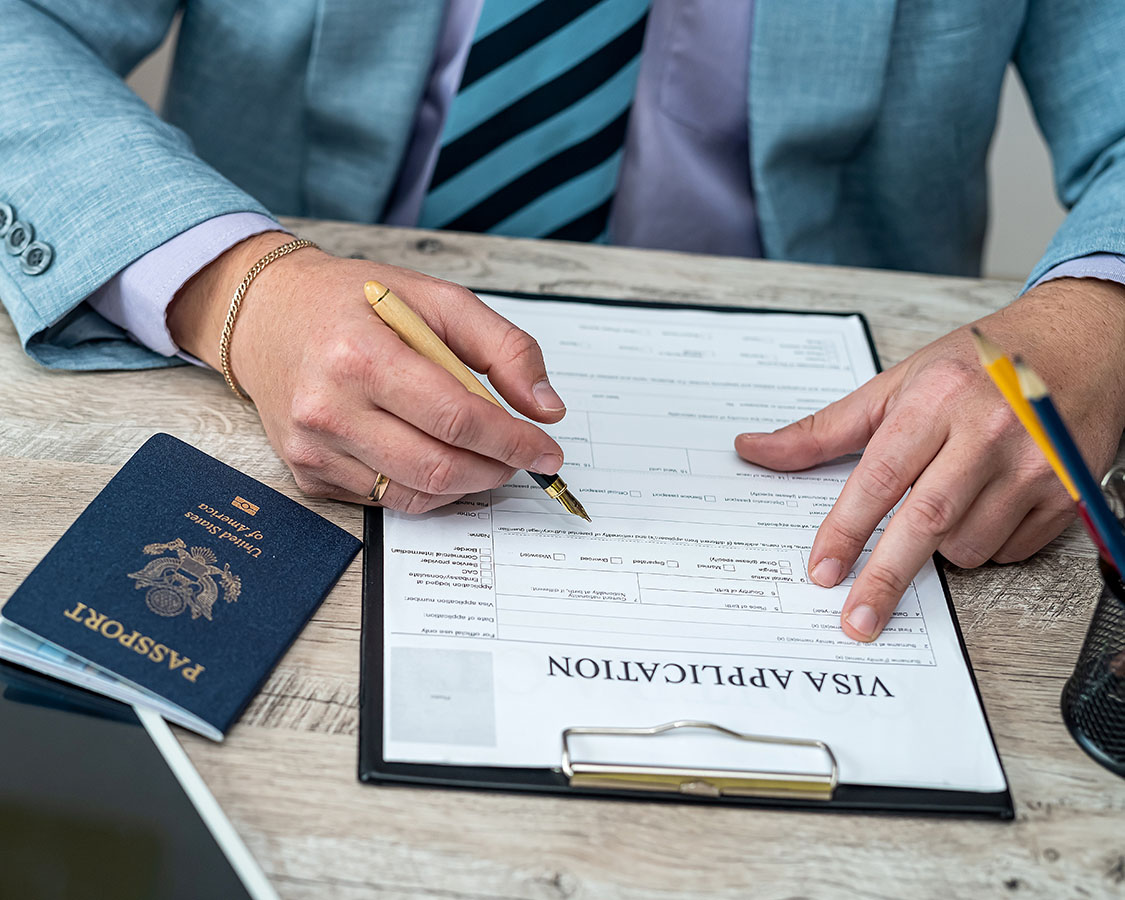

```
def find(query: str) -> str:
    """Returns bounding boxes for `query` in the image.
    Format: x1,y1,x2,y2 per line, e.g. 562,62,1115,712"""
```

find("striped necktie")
417,0,649,242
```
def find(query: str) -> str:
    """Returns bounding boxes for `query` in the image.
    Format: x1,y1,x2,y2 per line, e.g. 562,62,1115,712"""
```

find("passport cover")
1,433,361,737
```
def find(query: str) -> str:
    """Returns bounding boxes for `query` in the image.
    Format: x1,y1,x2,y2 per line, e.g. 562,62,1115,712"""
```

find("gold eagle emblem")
127,538,242,621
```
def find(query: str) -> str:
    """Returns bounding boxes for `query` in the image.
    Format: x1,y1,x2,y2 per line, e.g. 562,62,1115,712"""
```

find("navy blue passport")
0,433,360,740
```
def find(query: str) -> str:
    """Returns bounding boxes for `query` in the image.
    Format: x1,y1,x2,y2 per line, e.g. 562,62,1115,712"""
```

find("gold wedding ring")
366,472,391,503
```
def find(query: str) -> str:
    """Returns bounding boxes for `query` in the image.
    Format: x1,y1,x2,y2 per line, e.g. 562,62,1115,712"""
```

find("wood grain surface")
2,219,1124,900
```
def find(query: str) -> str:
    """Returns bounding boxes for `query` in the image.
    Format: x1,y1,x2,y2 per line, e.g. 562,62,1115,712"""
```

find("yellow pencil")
970,327,1079,500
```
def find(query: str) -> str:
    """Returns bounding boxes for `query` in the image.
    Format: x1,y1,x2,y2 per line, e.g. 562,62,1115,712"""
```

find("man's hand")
735,278,1125,642
168,232,567,513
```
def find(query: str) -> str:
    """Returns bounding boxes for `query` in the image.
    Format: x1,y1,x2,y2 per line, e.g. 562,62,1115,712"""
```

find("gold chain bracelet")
218,238,317,401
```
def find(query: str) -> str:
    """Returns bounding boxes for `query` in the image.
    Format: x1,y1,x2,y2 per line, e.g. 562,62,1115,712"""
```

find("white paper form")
381,296,1007,793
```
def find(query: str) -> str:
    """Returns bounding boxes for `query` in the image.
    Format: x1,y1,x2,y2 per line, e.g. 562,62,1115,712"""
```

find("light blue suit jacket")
3,0,1125,370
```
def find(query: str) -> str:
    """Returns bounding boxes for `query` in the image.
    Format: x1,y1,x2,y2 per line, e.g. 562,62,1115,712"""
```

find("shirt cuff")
1029,253,1125,292
86,212,284,363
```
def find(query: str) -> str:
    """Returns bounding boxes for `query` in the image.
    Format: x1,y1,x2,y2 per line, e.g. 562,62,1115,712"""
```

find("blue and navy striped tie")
418,0,649,242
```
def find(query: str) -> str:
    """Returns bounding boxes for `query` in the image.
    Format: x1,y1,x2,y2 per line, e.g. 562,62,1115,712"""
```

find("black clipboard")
358,291,1014,819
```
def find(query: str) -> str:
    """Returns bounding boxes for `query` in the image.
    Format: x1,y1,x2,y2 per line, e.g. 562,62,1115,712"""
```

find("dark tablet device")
0,658,277,900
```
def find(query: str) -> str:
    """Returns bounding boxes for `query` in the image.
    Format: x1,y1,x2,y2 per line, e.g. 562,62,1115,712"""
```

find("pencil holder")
1060,557,1125,777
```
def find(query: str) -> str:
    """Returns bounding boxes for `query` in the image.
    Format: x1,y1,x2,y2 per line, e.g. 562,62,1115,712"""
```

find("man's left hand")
734,278,1125,642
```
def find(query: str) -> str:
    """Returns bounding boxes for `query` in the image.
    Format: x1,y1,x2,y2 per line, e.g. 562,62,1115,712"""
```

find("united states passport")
0,433,361,740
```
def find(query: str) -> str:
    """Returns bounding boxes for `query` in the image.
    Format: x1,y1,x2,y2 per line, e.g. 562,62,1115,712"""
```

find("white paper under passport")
382,295,1006,793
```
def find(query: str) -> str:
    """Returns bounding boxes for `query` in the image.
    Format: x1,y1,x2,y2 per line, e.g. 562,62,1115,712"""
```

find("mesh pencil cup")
1060,557,1125,778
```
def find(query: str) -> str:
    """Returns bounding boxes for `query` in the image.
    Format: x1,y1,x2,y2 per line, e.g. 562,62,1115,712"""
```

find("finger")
837,440,995,642
418,283,566,423
374,480,465,515
283,401,516,498
991,504,1075,564
734,375,890,472
937,481,1038,569
339,406,517,496
288,446,464,515
352,329,565,475
807,401,955,589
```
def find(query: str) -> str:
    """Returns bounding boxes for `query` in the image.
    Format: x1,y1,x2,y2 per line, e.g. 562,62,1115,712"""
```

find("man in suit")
3,0,1125,642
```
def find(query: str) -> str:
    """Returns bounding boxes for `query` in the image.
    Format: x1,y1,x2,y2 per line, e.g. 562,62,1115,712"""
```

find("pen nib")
538,474,592,522
556,489,592,522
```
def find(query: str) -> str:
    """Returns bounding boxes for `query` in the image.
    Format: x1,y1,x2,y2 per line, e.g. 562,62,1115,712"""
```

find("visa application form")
380,295,1006,793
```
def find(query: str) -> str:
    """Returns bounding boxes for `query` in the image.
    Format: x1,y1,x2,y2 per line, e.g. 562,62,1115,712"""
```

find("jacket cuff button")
5,220,33,255
20,241,53,276
0,202,12,239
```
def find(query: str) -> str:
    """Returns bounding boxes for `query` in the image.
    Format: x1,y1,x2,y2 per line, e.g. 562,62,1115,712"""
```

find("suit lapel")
749,0,899,260
304,0,445,221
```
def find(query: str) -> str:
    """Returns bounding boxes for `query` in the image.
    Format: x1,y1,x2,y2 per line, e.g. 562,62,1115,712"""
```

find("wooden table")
2,219,1124,899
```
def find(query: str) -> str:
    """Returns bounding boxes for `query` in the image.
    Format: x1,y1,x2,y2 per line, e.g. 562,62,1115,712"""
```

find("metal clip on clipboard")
560,720,839,801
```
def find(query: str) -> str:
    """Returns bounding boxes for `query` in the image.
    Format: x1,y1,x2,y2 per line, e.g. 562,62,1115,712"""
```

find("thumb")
421,282,566,424
735,377,888,471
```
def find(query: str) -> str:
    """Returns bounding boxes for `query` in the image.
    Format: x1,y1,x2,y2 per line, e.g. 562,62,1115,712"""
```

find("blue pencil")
1014,358,1125,577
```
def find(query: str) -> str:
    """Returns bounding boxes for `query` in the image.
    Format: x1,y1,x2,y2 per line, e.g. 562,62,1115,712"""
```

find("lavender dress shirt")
88,0,1124,362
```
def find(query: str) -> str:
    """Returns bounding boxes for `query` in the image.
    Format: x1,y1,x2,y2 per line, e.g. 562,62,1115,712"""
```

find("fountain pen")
364,280,590,522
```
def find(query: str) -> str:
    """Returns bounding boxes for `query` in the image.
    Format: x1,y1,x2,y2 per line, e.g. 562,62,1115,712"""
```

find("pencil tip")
1012,355,1048,398
969,327,1006,366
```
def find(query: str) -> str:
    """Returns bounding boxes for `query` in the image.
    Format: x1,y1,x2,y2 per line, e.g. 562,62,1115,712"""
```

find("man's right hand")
168,231,568,513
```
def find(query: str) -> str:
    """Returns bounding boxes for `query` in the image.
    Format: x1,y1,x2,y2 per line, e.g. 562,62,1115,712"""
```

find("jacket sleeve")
1017,0,1125,290
0,0,271,370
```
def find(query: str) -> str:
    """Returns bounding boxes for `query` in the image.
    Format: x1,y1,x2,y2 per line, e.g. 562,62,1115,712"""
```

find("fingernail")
845,604,880,641
532,453,563,475
533,379,565,412
810,558,843,587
